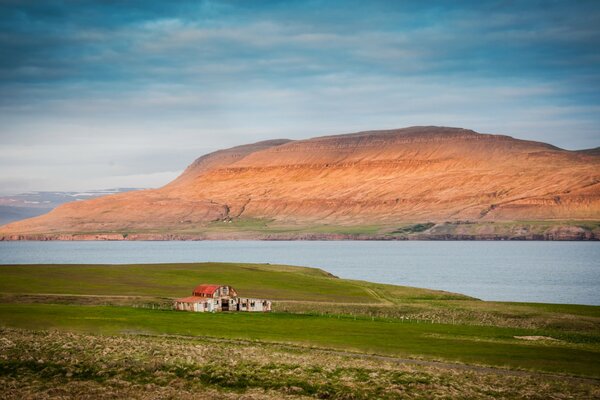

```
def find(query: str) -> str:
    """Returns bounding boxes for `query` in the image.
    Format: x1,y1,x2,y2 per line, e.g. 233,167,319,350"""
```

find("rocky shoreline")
2,230,598,241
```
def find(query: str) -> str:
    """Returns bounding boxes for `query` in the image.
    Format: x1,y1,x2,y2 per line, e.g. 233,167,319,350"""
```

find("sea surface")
0,241,598,305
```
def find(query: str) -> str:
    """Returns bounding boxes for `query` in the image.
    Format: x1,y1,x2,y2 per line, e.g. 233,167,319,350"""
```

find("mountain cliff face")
2,127,599,240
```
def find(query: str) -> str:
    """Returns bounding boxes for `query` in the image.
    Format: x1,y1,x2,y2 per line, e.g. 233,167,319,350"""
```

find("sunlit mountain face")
1,127,597,240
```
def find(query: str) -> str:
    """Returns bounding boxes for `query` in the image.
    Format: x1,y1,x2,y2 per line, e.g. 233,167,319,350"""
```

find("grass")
3,328,598,400
1,304,600,377
1,263,599,332
422,220,600,237
0,262,469,302
0,262,599,398
200,218,387,236
390,223,436,234
160,218,600,238
0,263,598,334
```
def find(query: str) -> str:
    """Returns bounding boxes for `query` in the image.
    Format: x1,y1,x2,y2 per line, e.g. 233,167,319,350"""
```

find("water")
0,241,598,305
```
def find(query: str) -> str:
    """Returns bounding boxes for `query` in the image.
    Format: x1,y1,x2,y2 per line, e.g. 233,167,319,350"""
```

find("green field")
1,303,599,377
1,262,599,398
4,328,598,400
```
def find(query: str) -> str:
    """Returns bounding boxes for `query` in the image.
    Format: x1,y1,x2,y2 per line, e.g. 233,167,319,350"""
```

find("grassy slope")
0,263,599,378
0,263,468,302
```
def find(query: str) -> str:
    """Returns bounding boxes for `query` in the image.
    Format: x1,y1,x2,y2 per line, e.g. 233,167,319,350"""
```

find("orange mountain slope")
1,127,599,240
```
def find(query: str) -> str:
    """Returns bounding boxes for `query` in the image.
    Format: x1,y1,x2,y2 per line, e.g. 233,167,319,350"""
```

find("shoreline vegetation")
1,262,599,398
1,219,599,241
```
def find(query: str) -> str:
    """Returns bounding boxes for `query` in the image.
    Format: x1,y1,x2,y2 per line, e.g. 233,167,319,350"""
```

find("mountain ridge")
1,126,599,240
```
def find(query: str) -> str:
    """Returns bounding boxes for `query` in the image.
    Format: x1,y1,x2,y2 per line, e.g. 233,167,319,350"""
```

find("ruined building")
173,284,271,312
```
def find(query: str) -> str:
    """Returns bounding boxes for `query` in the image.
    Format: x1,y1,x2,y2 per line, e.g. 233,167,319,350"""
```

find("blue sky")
1,0,599,194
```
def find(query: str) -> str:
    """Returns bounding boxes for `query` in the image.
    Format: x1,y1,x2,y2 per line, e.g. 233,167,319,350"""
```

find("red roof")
192,284,221,296
174,296,209,303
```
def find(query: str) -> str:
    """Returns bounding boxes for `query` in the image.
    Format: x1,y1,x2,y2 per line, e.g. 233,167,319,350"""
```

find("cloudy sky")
1,1,599,195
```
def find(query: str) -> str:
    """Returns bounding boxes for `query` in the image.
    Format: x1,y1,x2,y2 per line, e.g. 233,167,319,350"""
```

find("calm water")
0,241,598,305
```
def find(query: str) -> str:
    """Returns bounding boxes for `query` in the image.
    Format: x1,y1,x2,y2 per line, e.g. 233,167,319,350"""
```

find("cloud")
0,0,598,194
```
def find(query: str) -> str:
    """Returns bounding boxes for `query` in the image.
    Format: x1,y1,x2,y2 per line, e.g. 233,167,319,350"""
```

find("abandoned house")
173,284,272,313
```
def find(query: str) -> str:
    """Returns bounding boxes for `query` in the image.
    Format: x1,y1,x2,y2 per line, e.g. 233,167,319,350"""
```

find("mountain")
0,189,142,225
1,127,599,240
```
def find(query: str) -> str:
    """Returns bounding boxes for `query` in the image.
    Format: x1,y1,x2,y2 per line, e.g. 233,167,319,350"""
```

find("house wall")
175,300,212,312
175,301,195,312
198,300,215,312
236,297,272,312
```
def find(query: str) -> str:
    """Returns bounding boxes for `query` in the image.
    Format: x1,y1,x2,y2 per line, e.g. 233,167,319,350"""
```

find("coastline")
2,233,598,241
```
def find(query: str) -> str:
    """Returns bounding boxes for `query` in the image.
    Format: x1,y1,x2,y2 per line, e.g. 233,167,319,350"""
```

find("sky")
1,0,599,195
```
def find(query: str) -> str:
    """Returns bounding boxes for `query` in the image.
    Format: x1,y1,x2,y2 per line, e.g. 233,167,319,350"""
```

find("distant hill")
0,189,141,225
1,127,598,240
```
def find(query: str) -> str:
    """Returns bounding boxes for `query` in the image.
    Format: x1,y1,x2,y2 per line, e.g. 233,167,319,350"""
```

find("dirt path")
0,293,170,307
0,293,392,307
274,299,388,306
361,287,395,305
0,292,160,299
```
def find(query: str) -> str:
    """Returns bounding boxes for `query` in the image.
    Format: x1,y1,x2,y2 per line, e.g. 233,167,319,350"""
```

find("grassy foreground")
0,262,599,399
1,303,599,377
0,329,600,400
2,328,599,400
